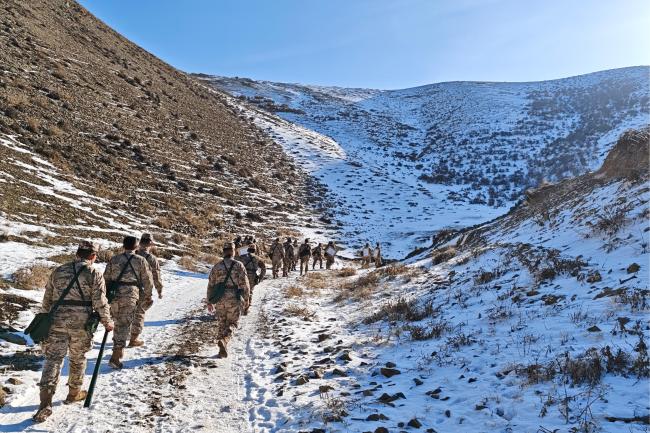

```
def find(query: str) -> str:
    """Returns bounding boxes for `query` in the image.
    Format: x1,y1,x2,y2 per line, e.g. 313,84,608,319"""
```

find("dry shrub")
156,248,175,260
283,304,314,319
285,285,304,298
405,320,451,341
0,232,9,242
474,270,497,285
364,297,434,324
304,272,332,290
199,253,220,265
335,272,380,302
13,264,55,290
179,255,198,271
337,267,357,277
432,246,456,265
154,216,172,229
376,263,408,278
96,246,121,263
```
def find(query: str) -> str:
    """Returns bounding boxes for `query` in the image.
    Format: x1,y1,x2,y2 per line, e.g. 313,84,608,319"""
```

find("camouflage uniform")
325,242,337,270
298,241,311,275
241,253,266,295
374,243,383,268
130,247,163,339
207,257,250,351
312,244,324,270
269,241,284,278
38,258,112,393
283,240,294,277
291,241,299,271
361,244,372,268
104,252,154,350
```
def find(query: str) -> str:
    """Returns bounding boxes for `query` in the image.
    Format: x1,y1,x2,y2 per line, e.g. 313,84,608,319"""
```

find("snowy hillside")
199,67,650,258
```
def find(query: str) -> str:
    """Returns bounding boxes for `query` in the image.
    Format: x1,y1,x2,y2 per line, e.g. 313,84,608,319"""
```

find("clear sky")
78,0,650,90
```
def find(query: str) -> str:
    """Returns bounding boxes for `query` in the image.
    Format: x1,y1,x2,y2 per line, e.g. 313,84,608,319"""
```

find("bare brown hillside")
0,0,321,250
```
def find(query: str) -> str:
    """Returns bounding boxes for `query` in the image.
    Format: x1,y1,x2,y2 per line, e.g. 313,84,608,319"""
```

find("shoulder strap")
127,259,143,295
112,254,134,285
49,264,86,316
222,261,237,287
245,255,254,269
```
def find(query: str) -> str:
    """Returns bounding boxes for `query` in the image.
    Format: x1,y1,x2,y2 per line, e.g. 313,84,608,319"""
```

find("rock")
468,377,477,383
317,333,330,342
586,271,602,283
0,332,28,346
426,387,441,396
374,428,389,433
362,389,374,396
413,378,423,386
0,387,5,407
339,351,352,362
294,375,309,386
366,413,389,421
311,429,326,433
385,361,396,368
627,263,640,273
380,368,400,378
310,369,323,379
7,378,22,386
587,325,601,332
319,385,334,393
496,407,505,417
407,418,422,428
444,410,451,418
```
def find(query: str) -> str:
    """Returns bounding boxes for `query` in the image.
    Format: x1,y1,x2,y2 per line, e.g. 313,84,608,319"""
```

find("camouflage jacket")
284,242,295,259
207,257,250,305
240,253,267,282
40,259,112,330
298,243,312,258
104,251,154,301
269,242,284,260
312,246,323,258
136,248,163,295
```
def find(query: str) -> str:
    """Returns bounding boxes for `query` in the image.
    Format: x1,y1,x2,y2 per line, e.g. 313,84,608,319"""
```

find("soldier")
325,241,337,270
269,238,284,278
374,242,383,268
283,237,294,277
206,242,250,358
33,241,114,423
241,244,266,306
312,243,324,270
104,236,154,369
361,242,372,268
291,239,299,271
130,233,163,347
298,239,312,275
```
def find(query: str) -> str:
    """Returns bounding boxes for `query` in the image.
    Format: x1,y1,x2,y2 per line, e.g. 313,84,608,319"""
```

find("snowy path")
0,263,284,433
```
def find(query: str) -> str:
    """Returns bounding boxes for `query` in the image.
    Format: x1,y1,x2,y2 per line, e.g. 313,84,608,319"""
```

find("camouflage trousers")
326,256,335,270
272,258,282,278
312,256,323,269
130,299,152,338
282,258,292,276
300,258,310,275
362,256,371,268
110,296,138,349
214,294,242,348
247,272,258,296
39,328,92,392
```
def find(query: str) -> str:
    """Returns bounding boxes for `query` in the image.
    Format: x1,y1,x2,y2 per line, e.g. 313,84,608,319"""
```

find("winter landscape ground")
1,1,649,433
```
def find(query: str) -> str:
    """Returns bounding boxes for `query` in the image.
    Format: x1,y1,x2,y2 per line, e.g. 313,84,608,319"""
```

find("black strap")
73,263,92,312
245,255,255,271
223,261,237,288
59,300,92,307
109,254,134,288
49,264,86,316
127,260,143,296
270,244,279,256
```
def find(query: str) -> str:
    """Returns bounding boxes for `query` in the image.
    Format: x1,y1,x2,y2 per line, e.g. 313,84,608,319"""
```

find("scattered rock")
385,361,396,368
407,418,422,428
366,413,389,421
319,385,334,393
0,387,5,407
627,263,640,273
7,378,22,386
468,377,477,383
332,368,348,377
587,325,601,332
444,410,451,418
317,333,331,342
380,368,400,378
338,351,352,362
374,428,389,433
294,375,310,386
413,378,423,386
586,271,602,283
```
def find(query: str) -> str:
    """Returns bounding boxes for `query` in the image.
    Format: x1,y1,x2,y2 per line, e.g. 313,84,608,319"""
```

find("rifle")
84,329,109,408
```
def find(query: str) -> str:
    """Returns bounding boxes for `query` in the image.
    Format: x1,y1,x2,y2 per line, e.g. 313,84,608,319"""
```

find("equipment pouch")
24,313,52,344
208,282,227,304
85,311,101,334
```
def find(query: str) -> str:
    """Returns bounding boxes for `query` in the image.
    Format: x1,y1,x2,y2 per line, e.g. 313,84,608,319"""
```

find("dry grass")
337,267,357,277
13,263,55,290
284,285,304,298
96,246,121,263
334,271,380,302
283,304,315,319
179,255,198,272
199,253,220,265
376,263,409,278
304,272,334,290
432,246,456,265
364,297,435,324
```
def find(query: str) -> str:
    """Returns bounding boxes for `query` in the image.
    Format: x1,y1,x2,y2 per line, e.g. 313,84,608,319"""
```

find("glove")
207,303,215,313
145,297,154,308
103,320,114,332
158,292,163,299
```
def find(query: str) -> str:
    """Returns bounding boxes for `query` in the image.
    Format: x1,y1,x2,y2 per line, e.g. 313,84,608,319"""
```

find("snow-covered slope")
199,67,650,258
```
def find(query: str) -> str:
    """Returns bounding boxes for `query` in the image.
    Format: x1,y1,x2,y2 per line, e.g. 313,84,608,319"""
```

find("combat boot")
108,347,124,369
63,387,87,404
217,340,228,358
33,388,54,423
129,334,144,347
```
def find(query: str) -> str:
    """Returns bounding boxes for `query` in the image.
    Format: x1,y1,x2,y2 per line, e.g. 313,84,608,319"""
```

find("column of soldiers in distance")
360,241,383,268
33,234,162,422
32,232,343,422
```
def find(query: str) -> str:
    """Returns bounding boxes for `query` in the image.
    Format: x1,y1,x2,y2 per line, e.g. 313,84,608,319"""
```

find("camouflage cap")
140,233,155,243
247,244,257,253
77,240,99,253
223,242,235,252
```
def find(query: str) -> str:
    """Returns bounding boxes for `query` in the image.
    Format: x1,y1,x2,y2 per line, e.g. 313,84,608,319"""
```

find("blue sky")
79,0,650,89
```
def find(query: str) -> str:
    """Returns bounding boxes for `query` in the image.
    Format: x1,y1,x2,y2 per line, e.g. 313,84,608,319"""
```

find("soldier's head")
76,240,99,263
365,242,370,247
304,238,309,244
286,237,291,242
247,244,257,254
123,236,138,252
275,237,280,243
140,233,154,250
223,242,235,258
318,243,322,247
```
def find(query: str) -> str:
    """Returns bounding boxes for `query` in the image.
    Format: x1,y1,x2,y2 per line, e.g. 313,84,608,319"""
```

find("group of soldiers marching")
29,232,350,423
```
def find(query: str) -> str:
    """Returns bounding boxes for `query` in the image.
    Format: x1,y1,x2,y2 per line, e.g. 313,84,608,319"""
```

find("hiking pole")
84,329,109,408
